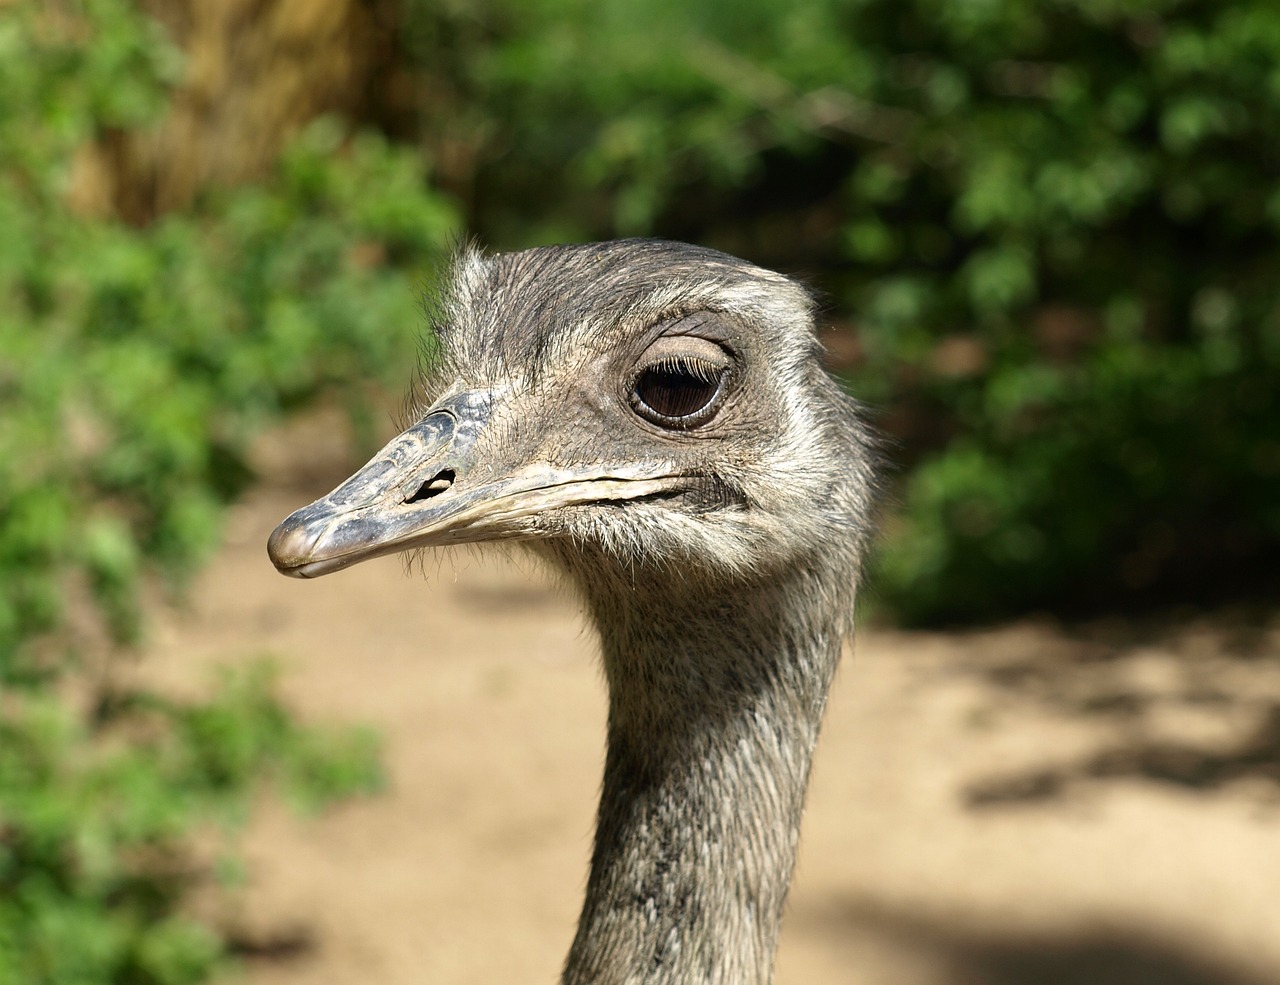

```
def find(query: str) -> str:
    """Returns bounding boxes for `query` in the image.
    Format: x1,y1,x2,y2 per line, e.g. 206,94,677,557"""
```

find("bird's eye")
630,337,732,429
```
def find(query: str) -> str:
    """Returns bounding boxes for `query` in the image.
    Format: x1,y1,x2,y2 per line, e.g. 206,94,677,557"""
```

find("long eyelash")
651,356,722,384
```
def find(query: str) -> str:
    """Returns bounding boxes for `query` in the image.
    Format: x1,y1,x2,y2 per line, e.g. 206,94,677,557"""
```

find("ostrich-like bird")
267,239,876,984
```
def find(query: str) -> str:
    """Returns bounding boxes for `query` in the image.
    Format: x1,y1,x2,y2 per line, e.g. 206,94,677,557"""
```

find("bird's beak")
267,388,678,578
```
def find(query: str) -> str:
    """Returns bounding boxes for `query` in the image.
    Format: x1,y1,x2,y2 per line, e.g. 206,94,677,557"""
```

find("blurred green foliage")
0,3,455,981
1,22,455,658
408,0,1280,620
0,664,381,985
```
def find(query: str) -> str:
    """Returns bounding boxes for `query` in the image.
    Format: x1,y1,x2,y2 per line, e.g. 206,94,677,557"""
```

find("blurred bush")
401,0,1280,621
0,5,455,658
0,2,456,981
0,664,382,985
36,0,1276,625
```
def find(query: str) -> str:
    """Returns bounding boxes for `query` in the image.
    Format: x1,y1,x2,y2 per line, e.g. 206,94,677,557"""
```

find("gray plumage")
268,239,877,984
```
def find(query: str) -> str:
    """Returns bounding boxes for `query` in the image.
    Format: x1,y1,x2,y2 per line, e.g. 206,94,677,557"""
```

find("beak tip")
267,512,322,577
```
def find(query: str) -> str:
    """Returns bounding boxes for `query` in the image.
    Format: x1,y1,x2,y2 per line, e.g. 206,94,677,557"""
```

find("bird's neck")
562,571,847,985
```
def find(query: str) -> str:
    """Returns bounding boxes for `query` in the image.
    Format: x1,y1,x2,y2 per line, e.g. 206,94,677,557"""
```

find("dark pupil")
635,359,722,420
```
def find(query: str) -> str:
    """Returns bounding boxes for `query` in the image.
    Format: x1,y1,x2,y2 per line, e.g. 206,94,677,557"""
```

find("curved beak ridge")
267,391,486,578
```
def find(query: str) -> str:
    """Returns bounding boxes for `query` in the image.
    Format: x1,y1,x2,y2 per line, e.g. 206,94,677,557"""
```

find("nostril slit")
405,469,455,504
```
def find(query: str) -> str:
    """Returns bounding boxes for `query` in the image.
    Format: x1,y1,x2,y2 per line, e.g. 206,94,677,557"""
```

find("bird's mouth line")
274,472,686,579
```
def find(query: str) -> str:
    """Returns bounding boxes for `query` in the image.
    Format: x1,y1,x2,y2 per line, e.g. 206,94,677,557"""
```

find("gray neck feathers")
558,560,848,985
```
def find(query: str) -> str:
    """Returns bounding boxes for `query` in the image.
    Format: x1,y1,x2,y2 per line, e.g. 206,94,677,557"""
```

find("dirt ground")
141,423,1280,985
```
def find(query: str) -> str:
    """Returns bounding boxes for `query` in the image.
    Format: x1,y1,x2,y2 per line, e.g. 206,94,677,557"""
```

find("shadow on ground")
966,703,1280,806
229,927,315,962
949,612,1280,807
796,896,1276,985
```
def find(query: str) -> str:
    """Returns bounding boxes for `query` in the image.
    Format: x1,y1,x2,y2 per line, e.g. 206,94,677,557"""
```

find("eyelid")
635,335,731,376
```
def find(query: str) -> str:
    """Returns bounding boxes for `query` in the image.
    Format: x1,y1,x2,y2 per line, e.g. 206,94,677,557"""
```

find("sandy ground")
140,424,1280,985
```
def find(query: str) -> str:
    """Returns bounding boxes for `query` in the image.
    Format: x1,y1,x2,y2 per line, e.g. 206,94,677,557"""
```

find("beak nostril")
405,469,456,505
